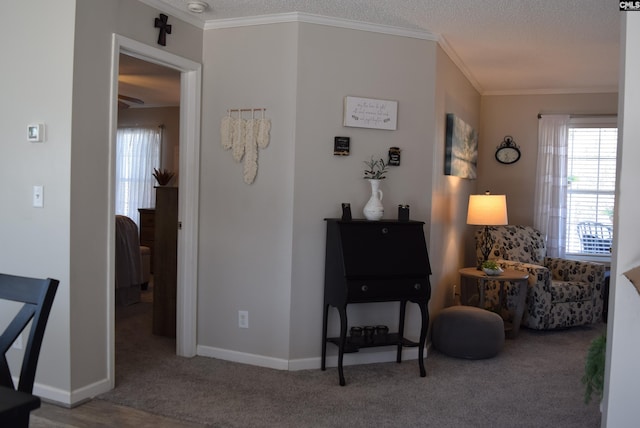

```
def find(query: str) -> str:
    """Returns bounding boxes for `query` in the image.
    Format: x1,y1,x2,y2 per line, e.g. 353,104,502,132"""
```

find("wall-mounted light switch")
33,185,44,208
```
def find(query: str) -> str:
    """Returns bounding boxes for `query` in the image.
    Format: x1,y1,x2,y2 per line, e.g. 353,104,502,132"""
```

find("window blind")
566,125,617,255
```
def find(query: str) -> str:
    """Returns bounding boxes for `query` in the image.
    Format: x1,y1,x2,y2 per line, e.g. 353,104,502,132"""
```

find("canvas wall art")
444,113,478,179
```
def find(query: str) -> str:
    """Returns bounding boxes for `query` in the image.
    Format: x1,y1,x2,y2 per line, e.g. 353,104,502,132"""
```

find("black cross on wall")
154,13,172,46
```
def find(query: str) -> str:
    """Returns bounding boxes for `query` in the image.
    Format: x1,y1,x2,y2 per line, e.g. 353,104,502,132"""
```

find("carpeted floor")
96,289,604,428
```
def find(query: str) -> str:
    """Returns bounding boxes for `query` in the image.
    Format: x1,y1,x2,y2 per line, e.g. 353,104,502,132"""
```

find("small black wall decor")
154,13,172,46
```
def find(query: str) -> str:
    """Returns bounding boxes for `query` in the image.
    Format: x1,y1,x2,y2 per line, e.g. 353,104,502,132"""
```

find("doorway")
109,34,201,387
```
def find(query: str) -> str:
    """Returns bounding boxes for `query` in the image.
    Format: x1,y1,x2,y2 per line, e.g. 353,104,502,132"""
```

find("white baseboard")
197,345,290,370
30,377,112,408
197,344,430,372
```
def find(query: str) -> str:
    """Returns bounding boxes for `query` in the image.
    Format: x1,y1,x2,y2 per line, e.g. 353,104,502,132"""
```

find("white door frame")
108,34,201,383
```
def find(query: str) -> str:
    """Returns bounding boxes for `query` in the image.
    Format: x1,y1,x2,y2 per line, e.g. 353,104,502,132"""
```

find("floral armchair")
475,225,605,330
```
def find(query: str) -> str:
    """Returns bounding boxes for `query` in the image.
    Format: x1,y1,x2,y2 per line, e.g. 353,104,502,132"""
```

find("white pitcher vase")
363,179,384,221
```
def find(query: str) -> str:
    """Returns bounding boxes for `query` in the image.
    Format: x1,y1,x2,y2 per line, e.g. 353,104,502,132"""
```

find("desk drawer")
347,278,429,303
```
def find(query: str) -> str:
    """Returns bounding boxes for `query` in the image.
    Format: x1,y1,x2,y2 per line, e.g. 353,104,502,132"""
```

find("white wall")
0,0,76,394
603,12,640,427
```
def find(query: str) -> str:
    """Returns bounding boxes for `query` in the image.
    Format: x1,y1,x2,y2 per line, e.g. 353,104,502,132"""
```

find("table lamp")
467,191,509,268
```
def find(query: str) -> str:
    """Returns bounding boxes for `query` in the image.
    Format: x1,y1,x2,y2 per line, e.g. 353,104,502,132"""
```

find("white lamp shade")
467,194,508,225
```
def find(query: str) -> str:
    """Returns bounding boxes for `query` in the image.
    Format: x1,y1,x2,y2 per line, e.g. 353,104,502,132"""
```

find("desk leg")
510,280,528,338
321,303,329,371
417,301,428,377
397,300,407,363
337,305,348,386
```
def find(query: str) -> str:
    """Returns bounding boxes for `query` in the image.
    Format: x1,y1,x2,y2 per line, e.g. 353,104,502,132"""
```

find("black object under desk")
321,219,432,386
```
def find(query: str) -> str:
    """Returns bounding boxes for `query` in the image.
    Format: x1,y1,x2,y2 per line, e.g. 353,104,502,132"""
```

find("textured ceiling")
133,0,620,104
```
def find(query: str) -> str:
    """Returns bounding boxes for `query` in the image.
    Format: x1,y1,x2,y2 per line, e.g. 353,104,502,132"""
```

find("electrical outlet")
33,185,44,208
12,334,23,350
238,310,249,329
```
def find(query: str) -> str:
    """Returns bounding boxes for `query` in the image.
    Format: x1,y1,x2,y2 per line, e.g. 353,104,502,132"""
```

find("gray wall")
199,22,298,362
478,93,618,227
69,0,201,398
198,21,478,366
432,46,481,314
0,0,76,394
290,25,439,361
0,0,202,404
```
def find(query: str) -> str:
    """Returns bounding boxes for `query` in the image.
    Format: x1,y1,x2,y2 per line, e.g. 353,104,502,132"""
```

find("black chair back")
0,274,58,394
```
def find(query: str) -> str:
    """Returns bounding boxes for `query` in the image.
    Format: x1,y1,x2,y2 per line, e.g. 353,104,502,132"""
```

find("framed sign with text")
343,96,398,130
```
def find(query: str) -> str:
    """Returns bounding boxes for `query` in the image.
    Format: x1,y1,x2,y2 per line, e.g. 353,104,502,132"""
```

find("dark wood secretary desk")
321,219,432,385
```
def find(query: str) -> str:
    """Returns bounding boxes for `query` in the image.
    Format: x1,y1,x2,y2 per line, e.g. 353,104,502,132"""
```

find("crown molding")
483,86,619,96
204,11,439,42
437,35,483,95
135,2,614,97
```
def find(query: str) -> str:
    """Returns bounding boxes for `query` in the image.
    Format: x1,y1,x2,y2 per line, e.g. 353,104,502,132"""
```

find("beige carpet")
96,291,604,428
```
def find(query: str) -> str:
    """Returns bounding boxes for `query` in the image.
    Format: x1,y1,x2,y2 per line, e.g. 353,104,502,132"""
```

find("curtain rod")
537,113,616,119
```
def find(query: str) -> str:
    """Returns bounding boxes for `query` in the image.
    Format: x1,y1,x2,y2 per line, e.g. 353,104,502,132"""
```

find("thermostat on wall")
28,123,45,142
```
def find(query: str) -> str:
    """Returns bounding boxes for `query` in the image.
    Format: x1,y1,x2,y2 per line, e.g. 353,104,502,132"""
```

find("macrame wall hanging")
221,108,271,184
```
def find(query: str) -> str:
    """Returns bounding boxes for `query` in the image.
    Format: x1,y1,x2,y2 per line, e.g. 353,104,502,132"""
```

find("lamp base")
479,226,494,269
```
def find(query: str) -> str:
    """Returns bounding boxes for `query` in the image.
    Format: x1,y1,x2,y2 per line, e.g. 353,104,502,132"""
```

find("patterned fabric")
475,225,605,330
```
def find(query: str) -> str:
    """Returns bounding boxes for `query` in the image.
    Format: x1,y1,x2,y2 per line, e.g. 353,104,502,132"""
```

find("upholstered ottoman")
432,306,504,359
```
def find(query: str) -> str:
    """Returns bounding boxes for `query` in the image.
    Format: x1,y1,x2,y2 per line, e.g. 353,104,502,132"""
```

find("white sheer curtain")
115,127,161,227
533,115,570,257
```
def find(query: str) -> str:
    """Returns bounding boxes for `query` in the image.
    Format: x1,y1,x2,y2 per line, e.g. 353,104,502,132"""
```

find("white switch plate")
33,185,44,207
28,123,45,142
238,310,249,328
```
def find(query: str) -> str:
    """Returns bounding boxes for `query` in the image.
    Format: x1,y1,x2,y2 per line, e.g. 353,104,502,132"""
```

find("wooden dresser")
138,208,155,273
153,186,178,338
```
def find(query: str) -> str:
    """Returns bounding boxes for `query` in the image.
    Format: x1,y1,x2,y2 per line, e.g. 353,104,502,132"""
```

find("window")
115,127,161,226
565,118,617,256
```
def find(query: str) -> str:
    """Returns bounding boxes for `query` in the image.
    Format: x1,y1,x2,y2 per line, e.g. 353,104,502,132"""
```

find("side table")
458,267,529,337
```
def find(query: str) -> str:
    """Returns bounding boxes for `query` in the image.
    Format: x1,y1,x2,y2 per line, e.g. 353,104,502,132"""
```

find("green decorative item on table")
363,156,388,179
482,260,503,276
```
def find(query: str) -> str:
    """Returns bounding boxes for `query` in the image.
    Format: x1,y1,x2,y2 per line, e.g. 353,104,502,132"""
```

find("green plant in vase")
153,168,174,186
481,260,500,271
363,157,388,180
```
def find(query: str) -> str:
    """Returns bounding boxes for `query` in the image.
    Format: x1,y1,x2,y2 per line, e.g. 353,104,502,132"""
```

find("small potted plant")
481,260,503,276
152,168,174,186
363,156,389,180
582,333,606,405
